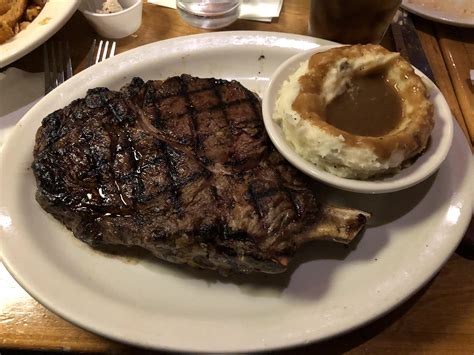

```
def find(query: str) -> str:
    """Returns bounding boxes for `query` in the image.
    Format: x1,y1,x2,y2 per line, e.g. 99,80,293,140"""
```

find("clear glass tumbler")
309,0,402,44
176,0,241,29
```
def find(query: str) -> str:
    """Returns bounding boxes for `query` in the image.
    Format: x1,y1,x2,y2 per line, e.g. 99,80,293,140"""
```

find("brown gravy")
324,74,402,137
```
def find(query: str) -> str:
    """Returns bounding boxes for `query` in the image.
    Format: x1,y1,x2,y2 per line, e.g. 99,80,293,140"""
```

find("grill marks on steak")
33,75,369,274
136,75,267,171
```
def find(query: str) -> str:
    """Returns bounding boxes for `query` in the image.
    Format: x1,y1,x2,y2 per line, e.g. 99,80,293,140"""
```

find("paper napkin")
148,0,283,23
0,68,43,149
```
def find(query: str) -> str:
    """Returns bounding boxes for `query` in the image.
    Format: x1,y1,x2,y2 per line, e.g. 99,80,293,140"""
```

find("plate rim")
0,31,473,353
401,1,474,28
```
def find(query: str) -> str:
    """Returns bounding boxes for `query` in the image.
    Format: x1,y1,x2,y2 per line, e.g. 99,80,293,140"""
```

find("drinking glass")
176,0,241,29
309,0,402,44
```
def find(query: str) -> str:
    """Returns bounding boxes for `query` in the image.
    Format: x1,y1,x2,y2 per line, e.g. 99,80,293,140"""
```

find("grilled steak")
32,75,369,274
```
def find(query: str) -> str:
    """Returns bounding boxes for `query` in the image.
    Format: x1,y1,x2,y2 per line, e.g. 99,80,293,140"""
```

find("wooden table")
1,2,473,353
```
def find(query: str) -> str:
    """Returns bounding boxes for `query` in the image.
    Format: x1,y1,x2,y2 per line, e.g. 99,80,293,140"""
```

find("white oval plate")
0,0,79,68
402,0,474,28
263,46,453,194
0,32,473,353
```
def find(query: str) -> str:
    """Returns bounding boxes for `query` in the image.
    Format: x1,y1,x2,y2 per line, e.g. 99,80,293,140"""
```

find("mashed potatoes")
273,45,434,179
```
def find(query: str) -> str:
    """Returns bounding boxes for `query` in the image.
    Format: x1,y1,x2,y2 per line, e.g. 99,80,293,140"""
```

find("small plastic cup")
79,0,143,39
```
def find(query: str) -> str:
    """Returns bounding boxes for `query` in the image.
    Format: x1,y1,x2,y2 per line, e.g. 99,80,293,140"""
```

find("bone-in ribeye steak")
32,75,369,274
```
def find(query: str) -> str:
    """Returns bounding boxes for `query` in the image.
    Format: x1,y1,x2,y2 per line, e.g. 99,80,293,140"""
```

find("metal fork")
43,41,73,94
43,40,117,94
87,39,117,67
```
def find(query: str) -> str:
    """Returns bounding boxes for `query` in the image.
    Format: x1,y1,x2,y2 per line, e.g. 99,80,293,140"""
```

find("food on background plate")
273,44,434,179
32,75,370,275
0,0,45,44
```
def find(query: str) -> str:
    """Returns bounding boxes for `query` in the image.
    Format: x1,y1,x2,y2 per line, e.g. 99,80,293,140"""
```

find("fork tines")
87,39,117,67
43,41,73,94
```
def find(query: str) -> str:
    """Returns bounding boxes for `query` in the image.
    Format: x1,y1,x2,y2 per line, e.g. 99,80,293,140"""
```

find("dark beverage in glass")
309,0,401,44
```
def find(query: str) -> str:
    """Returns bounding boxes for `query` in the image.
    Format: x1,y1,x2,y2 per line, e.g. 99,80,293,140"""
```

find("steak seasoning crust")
32,75,369,275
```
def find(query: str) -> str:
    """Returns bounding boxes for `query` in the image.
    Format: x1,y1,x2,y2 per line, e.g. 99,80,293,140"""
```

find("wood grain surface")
414,18,472,148
436,24,474,148
1,1,473,353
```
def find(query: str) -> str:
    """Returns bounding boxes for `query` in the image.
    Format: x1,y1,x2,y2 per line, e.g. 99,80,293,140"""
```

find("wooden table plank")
414,17,472,150
0,263,114,352
436,24,474,149
1,2,473,353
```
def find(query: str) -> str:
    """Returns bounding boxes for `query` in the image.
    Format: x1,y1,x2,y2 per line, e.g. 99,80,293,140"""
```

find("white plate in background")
402,0,474,27
0,32,472,352
0,0,79,68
